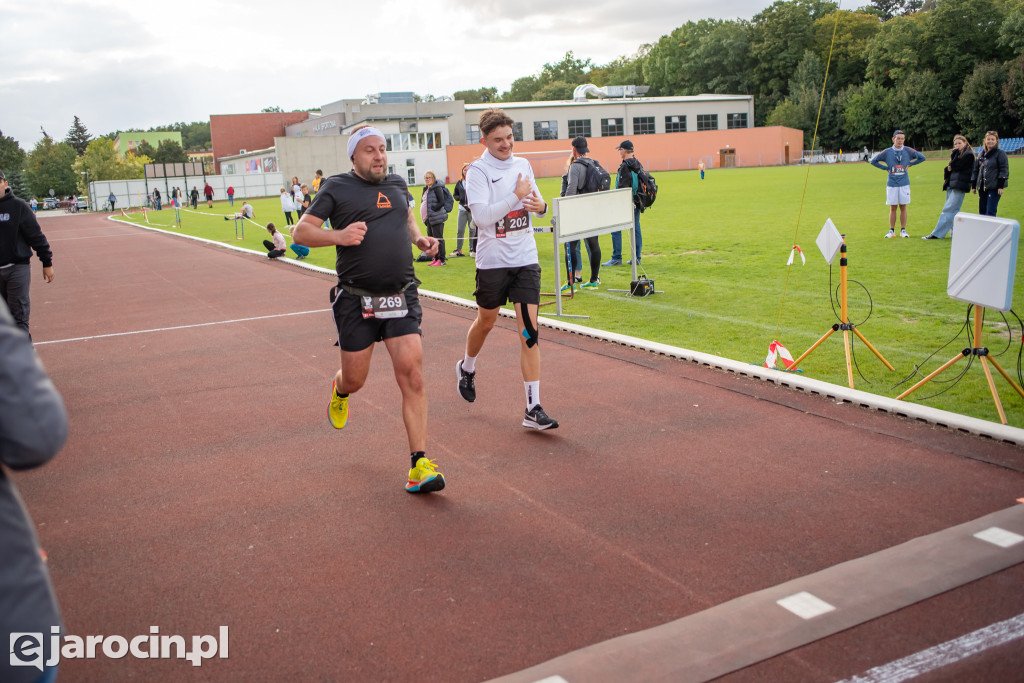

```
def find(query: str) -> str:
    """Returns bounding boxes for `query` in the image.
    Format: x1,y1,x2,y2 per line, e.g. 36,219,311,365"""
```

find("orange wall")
445,126,804,180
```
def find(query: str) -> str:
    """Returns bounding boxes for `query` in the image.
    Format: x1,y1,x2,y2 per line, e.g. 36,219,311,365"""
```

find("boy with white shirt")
456,109,558,430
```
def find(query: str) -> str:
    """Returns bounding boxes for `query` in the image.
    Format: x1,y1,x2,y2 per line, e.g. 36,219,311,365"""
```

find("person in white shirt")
280,188,296,225
455,108,558,430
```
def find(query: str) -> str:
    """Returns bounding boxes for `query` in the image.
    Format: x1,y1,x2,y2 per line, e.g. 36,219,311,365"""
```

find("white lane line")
835,612,1024,683
35,308,330,345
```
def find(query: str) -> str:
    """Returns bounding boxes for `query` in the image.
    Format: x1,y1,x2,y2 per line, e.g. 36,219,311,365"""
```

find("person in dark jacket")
0,301,68,683
923,134,975,239
0,170,55,339
604,139,645,265
420,171,447,265
971,130,1010,216
451,164,474,257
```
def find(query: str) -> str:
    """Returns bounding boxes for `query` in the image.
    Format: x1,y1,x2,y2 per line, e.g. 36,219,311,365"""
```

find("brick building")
209,112,310,173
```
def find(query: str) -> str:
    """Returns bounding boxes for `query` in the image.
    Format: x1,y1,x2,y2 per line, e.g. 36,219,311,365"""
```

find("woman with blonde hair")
923,134,975,239
971,130,1010,216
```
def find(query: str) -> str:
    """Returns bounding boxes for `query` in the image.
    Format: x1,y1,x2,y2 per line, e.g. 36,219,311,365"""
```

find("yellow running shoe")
406,457,445,493
328,381,349,429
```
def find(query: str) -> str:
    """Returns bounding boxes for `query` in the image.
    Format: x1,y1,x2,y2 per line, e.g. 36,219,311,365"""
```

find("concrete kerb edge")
108,215,1024,447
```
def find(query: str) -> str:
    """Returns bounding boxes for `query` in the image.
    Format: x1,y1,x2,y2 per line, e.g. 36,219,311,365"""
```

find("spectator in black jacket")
0,301,68,683
420,171,447,265
972,130,1010,216
451,164,474,257
923,135,975,239
0,170,54,339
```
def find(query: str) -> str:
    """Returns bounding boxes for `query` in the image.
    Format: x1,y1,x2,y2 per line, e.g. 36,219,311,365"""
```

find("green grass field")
117,160,1024,427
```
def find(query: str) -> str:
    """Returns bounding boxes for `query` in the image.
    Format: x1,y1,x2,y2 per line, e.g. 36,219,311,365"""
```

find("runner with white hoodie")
455,109,558,430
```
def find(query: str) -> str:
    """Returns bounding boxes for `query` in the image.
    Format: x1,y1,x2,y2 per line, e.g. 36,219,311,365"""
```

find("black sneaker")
456,360,476,402
523,404,558,430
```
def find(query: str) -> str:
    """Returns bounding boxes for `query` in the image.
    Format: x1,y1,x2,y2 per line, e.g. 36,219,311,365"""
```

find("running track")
15,212,1024,682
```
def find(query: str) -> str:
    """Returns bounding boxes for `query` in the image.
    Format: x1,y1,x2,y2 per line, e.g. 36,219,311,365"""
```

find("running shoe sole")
406,474,446,493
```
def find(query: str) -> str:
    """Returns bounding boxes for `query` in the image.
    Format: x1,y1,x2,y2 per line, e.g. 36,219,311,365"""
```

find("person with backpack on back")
561,136,605,290
605,140,654,266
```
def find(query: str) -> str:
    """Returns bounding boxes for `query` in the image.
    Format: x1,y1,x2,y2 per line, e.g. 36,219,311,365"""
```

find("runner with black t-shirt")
292,125,444,493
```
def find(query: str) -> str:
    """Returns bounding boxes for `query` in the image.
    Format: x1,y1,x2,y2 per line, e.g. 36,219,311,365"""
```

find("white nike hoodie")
466,149,548,269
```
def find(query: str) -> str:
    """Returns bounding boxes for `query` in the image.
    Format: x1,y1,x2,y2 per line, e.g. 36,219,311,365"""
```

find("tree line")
0,118,211,201
456,0,1024,151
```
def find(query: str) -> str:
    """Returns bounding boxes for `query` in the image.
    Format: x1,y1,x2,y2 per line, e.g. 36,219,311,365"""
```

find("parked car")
42,197,59,210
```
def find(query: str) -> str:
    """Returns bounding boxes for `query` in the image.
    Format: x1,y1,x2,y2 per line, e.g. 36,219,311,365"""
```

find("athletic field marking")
35,309,330,346
973,526,1024,548
777,591,836,620
835,612,1024,683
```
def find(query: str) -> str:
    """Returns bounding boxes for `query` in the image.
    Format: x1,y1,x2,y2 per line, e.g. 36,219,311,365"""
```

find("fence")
85,172,285,211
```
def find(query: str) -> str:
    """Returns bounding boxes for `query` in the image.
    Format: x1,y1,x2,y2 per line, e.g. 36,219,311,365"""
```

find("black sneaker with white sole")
456,360,476,402
523,404,558,430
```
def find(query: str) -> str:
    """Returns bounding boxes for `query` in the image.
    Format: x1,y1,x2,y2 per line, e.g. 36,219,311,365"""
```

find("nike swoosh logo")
491,178,501,183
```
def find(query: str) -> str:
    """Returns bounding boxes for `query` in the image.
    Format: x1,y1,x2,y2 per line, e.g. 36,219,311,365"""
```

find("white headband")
347,127,386,158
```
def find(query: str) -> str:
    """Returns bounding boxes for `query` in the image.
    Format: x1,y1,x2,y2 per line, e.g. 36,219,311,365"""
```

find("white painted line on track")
973,526,1024,548
35,308,330,345
835,612,1024,683
777,591,836,620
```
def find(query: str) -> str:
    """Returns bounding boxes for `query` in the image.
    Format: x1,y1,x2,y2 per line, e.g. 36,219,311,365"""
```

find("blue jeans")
564,241,581,275
229,195,234,206
290,244,310,258
978,189,1001,216
610,210,642,261
928,189,965,238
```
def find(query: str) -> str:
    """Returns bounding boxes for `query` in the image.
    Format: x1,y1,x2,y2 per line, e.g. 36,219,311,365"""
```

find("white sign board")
947,213,1019,312
552,188,634,243
816,218,843,265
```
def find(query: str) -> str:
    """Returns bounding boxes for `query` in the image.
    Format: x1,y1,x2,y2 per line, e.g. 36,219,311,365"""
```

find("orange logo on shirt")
376,192,392,209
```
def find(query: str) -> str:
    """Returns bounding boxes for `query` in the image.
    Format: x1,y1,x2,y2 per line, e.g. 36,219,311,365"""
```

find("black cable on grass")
891,303,974,392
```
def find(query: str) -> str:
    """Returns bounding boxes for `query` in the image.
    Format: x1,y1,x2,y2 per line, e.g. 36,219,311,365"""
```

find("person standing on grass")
292,124,443,493
420,171,448,265
609,139,645,265
190,186,199,209
298,184,311,218
871,129,925,238
972,130,1010,217
0,169,54,340
153,187,162,210
312,170,324,195
227,185,235,206
204,182,214,208
280,187,296,225
451,164,473,258
456,108,558,431
108,191,117,211
562,136,603,290
923,135,974,240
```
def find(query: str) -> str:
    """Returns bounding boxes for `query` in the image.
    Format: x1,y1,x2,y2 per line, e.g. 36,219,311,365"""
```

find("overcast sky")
2,0,772,150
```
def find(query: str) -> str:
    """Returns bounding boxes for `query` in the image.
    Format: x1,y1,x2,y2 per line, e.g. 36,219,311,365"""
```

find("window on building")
512,122,523,141
665,115,686,133
534,121,558,140
406,159,416,185
633,117,656,135
601,118,624,137
568,119,592,139
727,113,748,129
467,125,481,144
697,114,718,131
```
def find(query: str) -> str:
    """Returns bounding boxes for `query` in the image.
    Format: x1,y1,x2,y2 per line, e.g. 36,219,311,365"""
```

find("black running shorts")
474,264,541,310
332,285,423,352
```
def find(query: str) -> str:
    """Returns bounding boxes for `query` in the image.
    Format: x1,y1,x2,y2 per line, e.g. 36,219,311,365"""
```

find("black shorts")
332,285,422,352
474,264,541,310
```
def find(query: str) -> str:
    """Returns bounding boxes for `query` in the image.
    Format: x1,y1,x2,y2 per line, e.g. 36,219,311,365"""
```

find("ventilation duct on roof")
573,84,650,102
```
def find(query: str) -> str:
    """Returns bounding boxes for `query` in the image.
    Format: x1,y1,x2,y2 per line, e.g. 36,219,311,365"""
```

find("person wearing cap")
292,124,444,494
604,139,645,265
870,130,925,238
561,136,603,289
0,169,54,339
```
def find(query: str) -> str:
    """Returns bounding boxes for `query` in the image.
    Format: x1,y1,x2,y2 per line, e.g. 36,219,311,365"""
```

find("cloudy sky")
2,0,771,150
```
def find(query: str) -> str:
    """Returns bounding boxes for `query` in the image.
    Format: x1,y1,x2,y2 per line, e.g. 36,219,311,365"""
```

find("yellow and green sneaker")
328,381,349,429
406,457,445,493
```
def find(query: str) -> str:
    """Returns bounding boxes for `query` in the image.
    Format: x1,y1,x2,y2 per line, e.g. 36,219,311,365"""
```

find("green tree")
892,70,952,148
957,61,1013,142
73,138,126,182
1002,52,1024,135
749,0,837,124
64,116,92,156
6,170,32,201
841,81,895,149
532,80,575,101
868,0,923,21
501,75,540,102
261,106,283,112
587,48,649,89
453,87,498,104
132,140,157,159
693,20,751,94
921,0,1009,95
998,2,1024,55
0,129,26,176
864,14,925,88
153,139,188,163
812,10,881,94
24,137,78,198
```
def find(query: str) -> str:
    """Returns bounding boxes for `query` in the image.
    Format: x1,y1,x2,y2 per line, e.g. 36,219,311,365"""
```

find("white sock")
525,381,540,410
462,354,477,373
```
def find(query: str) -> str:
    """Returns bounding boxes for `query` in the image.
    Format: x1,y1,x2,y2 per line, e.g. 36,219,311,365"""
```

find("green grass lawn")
118,160,1024,427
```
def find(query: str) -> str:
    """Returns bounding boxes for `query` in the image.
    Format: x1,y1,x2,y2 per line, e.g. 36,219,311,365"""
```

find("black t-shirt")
306,172,416,293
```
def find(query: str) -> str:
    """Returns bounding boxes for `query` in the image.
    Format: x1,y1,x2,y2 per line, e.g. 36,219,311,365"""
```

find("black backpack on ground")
574,157,611,194
435,184,455,212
